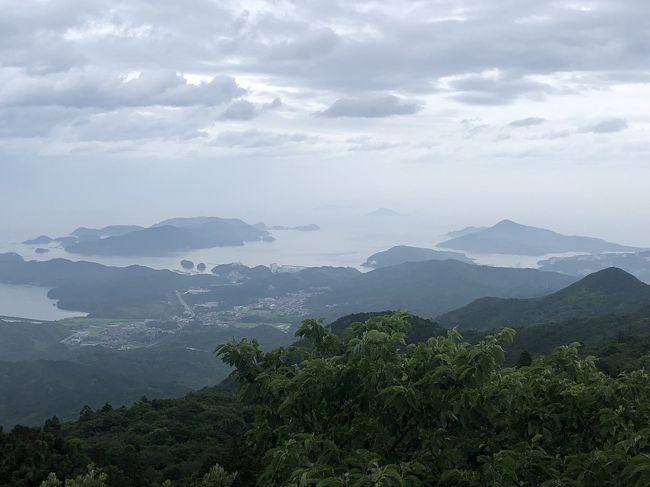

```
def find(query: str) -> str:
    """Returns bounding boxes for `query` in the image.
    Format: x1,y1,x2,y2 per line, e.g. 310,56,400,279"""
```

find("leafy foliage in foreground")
219,312,650,486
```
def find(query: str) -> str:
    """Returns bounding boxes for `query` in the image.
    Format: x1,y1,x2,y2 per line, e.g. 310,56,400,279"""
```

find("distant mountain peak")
0,253,24,263
495,219,520,227
584,266,640,281
366,208,403,217
565,267,645,294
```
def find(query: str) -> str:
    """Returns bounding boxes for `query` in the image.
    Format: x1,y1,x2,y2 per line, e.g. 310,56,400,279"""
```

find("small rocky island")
180,260,195,270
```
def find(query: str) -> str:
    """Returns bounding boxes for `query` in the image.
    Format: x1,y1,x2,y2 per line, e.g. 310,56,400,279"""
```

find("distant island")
438,219,641,255
22,235,53,245
445,226,486,238
71,225,146,238
24,217,273,257
362,245,474,268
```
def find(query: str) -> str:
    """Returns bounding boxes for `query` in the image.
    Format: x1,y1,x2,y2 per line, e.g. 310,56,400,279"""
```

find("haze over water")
2,214,586,272
0,283,87,321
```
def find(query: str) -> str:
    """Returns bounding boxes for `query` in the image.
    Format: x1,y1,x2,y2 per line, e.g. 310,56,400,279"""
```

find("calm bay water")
0,283,87,321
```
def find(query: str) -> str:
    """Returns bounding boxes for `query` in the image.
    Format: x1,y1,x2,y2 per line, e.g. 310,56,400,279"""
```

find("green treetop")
218,312,650,486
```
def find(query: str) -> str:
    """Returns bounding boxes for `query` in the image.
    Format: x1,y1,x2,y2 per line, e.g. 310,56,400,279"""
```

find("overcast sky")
1,0,649,243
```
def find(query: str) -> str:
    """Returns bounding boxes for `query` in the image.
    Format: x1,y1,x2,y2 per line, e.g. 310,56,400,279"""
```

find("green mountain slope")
0,318,71,361
0,321,292,429
439,268,650,330
310,259,576,318
503,307,650,368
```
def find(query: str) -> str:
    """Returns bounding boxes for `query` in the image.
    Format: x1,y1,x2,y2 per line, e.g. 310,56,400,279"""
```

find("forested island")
362,245,473,268
22,217,273,257
440,219,640,255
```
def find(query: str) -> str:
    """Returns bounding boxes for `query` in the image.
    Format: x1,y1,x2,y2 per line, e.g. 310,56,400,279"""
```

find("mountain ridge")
309,259,577,318
438,267,650,330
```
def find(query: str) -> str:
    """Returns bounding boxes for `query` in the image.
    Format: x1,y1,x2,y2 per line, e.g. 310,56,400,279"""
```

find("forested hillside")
0,318,292,428
309,259,575,318
5,312,650,486
439,267,650,330
500,307,650,367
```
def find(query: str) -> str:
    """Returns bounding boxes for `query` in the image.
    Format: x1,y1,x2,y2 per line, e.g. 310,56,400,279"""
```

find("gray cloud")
219,1,650,97
320,95,422,118
586,118,629,134
0,106,82,138
3,1,650,96
448,74,561,105
263,98,282,110
508,117,546,128
259,25,340,61
0,69,245,109
0,0,648,158
220,100,257,120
